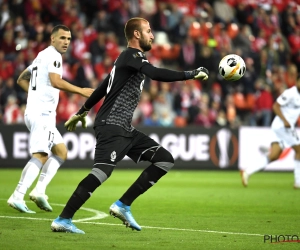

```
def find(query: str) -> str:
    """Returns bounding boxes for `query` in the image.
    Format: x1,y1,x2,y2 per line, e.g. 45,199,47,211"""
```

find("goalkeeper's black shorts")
93,124,159,165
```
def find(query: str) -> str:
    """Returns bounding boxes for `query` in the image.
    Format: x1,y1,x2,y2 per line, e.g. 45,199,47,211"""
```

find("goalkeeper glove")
64,106,90,132
184,67,209,80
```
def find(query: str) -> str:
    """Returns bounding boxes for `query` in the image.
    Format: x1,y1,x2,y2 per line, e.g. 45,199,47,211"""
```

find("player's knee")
32,152,48,165
51,144,68,161
152,147,174,172
91,164,115,183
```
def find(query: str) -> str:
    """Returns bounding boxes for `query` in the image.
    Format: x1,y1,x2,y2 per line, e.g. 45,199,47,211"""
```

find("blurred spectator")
89,31,106,64
151,2,169,32
157,107,174,127
0,3,11,29
225,94,238,127
159,82,174,110
105,32,120,61
178,36,197,70
235,3,255,27
61,54,74,83
174,83,192,118
194,105,214,127
0,30,17,60
0,77,17,113
3,95,23,124
0,50,14,80
213,0,235,25
14,16,26,34
15,30,28,50
166,3,183,43
13,51,27,104
94,54,113,82
74,52,94,88
144,113,160,126
92,10,113,33
249,78,273,127
140,0,157,17
57,92,79,125
214,109,229,127
216,25,232,52
288,26,300,54
83,24,98,49
110,1,133,46
71,29,88,61
240,57,257,94
251,29,267,53
153,93,175,126
61,7,81,28
232,24,252,56
195,46,217,90
209,82,222,104
137,91,153,120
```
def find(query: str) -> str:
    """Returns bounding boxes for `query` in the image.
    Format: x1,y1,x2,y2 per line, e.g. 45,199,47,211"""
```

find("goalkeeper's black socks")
60,174,100,219
119,164,167,206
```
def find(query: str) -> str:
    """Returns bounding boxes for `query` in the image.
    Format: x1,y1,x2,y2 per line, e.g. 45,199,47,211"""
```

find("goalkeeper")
51,17,209,234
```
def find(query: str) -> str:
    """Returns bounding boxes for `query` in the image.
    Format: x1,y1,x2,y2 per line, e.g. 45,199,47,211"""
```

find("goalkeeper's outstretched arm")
64,75,109,131
81,75,109,111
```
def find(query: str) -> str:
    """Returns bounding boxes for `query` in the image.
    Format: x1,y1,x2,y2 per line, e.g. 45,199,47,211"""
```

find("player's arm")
140,63,209,82
17,69,31,92
64,75,109,131
49,72,93,98
273,101,290,128
83,74,109,109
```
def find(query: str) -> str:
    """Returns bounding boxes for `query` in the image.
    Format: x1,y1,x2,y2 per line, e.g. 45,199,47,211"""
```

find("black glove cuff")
184,70,197,80
76,105,90,115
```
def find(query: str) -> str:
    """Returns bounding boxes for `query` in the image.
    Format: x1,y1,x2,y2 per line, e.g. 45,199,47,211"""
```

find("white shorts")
25,111,64,154
271,127,300,148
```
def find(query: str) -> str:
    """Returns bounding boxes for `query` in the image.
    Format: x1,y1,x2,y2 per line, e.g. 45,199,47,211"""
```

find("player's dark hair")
124,17,147,41
51,25,70,35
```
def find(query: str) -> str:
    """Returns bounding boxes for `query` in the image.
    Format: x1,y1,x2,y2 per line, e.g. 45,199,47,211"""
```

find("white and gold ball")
218,54,246,81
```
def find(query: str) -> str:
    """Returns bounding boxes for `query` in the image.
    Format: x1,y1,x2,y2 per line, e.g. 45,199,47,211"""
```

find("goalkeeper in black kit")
51,17,209,234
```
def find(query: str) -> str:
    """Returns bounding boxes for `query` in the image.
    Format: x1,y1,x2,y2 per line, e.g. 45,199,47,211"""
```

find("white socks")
13,158,42,200
294,159,300,185
246,155,269,176
12,155,64,200
35,155,64,194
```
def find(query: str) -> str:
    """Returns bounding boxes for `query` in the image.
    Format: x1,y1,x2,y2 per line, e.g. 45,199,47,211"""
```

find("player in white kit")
241,78,300,188
7,25,94,213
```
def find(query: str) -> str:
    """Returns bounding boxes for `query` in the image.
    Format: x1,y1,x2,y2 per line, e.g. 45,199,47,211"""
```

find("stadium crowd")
1,0,300,128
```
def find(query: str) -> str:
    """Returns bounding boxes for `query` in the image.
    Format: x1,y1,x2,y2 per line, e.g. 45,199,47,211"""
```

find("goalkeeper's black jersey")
85,47,186,133
94,48,149,132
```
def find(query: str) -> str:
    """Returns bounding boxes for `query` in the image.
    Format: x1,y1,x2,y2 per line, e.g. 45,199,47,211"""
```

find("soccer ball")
218,54,246,81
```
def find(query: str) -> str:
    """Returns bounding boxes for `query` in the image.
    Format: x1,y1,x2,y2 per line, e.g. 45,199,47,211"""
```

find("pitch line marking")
0,215,263,237
1,198,108,222
1,199,263,237
52,203,109,222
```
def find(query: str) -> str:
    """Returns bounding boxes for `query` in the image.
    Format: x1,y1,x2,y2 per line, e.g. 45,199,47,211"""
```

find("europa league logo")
216,129,231,168
210,128,238,168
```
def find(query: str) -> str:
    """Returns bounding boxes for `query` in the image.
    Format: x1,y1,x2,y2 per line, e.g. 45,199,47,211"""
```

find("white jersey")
25,46,63,113
271,86,300,129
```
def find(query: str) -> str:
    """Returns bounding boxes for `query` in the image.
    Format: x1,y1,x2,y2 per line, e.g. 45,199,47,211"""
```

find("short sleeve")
277,89,292,106
126,51,150,71
48,52,63,76
27,64,33,73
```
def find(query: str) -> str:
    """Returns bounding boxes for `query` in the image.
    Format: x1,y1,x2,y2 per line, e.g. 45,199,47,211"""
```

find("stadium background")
0,0,300,171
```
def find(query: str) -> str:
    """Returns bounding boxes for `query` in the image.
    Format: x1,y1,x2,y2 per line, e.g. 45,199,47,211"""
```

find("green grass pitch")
0,169,299,250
